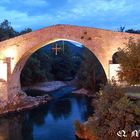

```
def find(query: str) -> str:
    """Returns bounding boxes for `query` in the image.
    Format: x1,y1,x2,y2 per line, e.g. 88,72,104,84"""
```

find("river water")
0,86,93,140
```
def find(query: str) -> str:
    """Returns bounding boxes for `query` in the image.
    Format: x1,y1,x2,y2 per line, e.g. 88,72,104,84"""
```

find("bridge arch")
8,38,107,100
0,24,140,100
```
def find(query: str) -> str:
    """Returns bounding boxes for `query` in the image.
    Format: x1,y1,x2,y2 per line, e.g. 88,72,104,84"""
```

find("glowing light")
5,48,16,58
4,47,17,73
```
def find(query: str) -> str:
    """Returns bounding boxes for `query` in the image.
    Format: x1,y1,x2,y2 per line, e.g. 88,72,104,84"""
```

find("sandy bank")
26,81,67,92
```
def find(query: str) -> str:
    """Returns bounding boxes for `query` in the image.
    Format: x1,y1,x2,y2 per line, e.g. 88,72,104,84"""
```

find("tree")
19,28,32,35
50,44,74,81
20,49,53,86
76,48,106,91
117,38,140,85
0,19,32,41
125,29,140,34
0,19,18,41
118,26,125,32
74,84,140,140
20,42,81,86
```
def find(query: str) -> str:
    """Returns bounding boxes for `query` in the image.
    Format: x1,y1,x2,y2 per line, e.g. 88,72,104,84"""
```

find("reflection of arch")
112,52,120,64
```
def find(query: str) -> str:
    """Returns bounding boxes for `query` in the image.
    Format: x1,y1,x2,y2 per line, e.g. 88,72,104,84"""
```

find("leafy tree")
117,26,140,34
118,26,125,32
32,49,54,80
50,44,75,81
21,57,47,86
19,28,32,35
76,48,106,91
75,84,140,140
20,42,82,86
0,19,18,41
71,53,83,76
125,29,140,34
20,49,53,86
0,19,32,41
117,38,140,85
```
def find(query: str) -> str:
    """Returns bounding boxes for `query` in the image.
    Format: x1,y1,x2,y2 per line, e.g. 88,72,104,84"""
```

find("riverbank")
0,81,90,116
0,91,51,116
75,84,140,140
0,81,75,116
24,81,67,92
0,88,92,140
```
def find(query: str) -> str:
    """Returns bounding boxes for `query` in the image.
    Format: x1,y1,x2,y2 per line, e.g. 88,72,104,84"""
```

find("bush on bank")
74,84,140,140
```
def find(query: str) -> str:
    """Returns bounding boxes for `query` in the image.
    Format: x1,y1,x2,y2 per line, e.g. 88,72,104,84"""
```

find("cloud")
22,0,48,7
0,0,48,7
0,5,55,30
0,0,139,31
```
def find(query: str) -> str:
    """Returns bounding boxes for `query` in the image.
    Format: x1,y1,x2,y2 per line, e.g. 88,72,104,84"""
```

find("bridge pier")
0,81,8,101
0,57,13,101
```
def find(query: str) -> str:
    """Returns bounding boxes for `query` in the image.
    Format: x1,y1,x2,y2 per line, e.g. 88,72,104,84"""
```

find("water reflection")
0,115,24,140
0,92,92,140
49,98,72,119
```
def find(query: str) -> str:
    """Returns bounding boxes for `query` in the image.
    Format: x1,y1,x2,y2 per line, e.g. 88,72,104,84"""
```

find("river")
0,86,93,140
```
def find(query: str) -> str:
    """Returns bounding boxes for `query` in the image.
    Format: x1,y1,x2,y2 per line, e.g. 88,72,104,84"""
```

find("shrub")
77,84,140,140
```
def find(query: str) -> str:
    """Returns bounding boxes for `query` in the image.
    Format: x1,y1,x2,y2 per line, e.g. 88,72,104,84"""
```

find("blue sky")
0,0,139,31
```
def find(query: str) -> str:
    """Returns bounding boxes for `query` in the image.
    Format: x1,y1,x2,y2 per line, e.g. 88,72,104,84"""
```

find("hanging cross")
52,43,61,55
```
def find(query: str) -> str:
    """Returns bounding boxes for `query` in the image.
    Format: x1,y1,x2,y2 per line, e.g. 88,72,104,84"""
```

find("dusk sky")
0,0,139,31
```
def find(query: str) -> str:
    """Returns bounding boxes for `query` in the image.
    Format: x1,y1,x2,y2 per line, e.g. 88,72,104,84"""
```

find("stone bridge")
0,24,140,101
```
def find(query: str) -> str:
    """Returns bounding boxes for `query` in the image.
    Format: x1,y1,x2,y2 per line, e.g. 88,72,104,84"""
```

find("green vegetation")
117,38,140,85
20,44,83,86
75,84,140,140
76,47,107,91
21,49,53,86
118,26,140,34
75,38,140,140
125,29,140,34
0,19,32,41
89,85,140,139
21,45,107,90
50,44,79,81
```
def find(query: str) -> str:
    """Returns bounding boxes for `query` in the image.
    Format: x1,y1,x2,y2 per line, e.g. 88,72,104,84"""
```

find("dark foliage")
125,29,140,34
0,19,32,42
76,47,107,91
20,43,83,86
117,38,140,85
75,84,140,140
